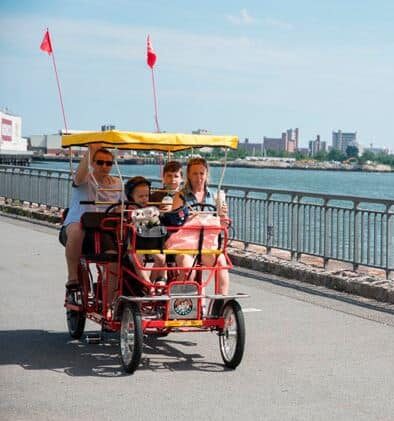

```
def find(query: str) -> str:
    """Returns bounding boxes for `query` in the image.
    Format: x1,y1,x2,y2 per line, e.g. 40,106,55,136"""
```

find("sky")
1,0,394,150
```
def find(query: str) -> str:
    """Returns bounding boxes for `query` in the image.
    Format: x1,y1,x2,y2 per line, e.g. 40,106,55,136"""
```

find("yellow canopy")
61,130,238,152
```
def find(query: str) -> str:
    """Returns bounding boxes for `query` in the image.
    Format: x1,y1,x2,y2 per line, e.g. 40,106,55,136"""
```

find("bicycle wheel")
119,302,143,373
219,300,245,369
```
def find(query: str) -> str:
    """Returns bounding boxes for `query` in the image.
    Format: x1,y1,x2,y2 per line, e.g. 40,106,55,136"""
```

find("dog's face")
131,209,145,224
143,207,160,219
132,206,160,227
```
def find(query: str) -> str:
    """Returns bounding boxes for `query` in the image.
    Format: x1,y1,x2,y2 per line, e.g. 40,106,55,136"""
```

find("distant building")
286,128,299,151
362,144,389,155
309,135,327,156
28,129,87,156
239,138,264,155
332,130,357,153
263,136,283,152
298,147,309,155
28,126,115,155
0,110,28,153
263,128,299,153
0,109,31,164
192,129,210,135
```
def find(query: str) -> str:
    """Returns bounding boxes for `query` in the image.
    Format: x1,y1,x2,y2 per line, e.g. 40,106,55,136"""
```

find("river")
29,161,394,200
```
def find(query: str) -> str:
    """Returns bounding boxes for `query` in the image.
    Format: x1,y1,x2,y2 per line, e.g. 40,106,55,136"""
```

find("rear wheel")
66,291,86,339
219,300,245,369
119,302,143,373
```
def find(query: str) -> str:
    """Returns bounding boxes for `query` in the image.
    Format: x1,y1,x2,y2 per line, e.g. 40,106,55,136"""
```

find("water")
29,161,394,200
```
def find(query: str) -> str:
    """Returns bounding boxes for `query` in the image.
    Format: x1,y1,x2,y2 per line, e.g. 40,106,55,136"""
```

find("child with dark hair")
124,176,166,290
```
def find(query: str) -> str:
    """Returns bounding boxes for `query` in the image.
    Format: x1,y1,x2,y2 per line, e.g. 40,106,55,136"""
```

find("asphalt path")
1,215,394,421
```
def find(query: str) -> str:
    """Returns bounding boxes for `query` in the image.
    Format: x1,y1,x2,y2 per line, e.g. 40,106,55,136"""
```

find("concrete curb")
2,201,393,305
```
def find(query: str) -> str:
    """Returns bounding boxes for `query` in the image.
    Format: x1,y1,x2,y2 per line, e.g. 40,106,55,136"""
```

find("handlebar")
79,200,142,214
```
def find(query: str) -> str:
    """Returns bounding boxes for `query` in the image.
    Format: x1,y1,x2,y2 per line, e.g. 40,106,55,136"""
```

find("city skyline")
1,1,394,150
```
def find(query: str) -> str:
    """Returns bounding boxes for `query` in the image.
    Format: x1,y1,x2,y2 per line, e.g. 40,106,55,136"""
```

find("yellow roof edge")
61,130,238,151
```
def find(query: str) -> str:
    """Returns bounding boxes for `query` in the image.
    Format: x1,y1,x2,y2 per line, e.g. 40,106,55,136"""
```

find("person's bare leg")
202,254,229,295
132,254,153,284
175,254,195,280
65,223,84,285
151,254,166,281
217,254,229,295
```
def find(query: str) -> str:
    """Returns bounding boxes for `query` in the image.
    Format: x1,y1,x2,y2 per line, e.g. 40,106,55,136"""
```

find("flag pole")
50,50,68,134
151,67,160,133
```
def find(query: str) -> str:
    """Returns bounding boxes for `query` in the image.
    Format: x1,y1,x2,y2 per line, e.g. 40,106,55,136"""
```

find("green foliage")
375,152,394,167
313,150,328,161
294,151,309,160
359,150,375,164
345,145,359,159
327,149,347,162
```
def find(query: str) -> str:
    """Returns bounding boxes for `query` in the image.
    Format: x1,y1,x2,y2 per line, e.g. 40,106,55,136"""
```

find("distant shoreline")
31,156,393,173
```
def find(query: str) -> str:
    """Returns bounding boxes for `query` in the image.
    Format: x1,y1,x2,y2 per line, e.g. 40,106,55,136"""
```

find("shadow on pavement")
0,329,227,376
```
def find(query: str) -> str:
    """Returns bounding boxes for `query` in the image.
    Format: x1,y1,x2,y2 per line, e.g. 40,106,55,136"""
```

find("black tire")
66,306,86,339
219,300,245,369
119,302,143,374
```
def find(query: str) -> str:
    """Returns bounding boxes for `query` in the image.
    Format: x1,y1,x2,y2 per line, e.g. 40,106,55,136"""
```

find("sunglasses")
95,160,113,167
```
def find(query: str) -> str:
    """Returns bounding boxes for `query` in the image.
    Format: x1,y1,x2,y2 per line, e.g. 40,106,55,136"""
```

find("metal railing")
1,164,393,277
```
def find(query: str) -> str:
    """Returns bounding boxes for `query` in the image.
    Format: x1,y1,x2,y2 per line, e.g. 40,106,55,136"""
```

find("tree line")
181,146,394,168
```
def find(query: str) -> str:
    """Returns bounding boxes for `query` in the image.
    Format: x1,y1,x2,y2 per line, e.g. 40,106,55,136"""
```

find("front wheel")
219,300,245,369
119,302,143,373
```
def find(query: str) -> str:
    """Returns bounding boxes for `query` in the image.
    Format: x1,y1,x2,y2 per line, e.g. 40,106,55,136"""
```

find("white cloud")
262,17,294,31
226,9,293,30
226,9,255,26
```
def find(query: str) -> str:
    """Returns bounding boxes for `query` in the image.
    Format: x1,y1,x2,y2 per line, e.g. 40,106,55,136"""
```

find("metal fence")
1,164,393,277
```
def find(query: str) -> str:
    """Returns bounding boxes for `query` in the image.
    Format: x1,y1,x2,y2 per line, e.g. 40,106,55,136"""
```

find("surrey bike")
61,130,248,373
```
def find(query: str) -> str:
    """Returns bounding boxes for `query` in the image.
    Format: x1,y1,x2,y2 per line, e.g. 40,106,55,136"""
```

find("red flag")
40,30,53,54
146,35,157,68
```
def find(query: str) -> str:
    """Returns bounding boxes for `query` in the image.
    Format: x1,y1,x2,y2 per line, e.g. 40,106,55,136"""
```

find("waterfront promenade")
1,215,394,420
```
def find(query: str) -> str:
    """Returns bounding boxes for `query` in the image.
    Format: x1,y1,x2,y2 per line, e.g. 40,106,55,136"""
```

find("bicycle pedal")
85,333,101,344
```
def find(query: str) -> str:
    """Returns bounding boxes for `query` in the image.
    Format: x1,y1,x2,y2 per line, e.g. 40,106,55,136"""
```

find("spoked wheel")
66,291,86,339
219,300,245,369
119,302,143,374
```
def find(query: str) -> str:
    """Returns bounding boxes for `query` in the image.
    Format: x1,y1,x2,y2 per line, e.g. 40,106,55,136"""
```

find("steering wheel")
189,202,217,211
104,201,142,214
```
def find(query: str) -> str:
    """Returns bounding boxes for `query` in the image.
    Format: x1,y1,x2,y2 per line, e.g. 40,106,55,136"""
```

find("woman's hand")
159,203,172,212
219,203,228,217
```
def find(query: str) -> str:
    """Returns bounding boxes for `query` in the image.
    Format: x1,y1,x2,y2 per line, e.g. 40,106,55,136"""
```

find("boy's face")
131,184,150,207
163,170,182,190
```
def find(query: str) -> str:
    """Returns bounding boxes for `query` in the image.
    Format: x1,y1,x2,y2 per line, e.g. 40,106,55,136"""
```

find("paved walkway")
1,216,394,421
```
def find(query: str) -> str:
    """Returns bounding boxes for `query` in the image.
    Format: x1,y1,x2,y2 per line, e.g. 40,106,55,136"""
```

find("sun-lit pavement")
1,215,394,421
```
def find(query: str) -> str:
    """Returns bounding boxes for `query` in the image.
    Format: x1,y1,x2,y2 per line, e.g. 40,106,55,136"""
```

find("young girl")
124,176,166,290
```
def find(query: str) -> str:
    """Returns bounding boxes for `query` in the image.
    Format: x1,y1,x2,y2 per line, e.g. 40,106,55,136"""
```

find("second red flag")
146,35,157,68
40,30,53,54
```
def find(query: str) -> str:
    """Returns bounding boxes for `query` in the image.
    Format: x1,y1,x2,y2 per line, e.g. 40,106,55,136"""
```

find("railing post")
323,198,329,269
266,193,273,255
386,204,392,280
244,189,250,247
353,201,360,272
291,194,299,261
